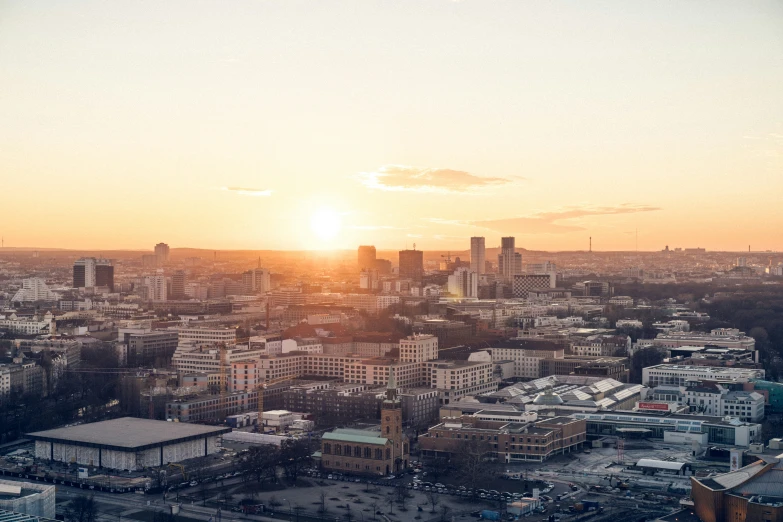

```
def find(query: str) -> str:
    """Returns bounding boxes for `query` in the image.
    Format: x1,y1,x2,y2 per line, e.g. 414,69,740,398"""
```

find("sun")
310,207,342,242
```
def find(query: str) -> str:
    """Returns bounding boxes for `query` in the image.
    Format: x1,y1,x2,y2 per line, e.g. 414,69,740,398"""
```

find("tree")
439,505,452,522
280,438,311,482
426,490,440,513
370,501,379,520
319,491,328,514
453,438,496,493
239,444,279,484
630,347,666,383
64,494,98,522
396,482,410,511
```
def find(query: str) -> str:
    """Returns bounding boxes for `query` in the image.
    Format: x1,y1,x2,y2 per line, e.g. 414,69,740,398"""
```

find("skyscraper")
399,249,424,281
154,243,170,265
95,259,115,292
171,270,186,299
73,258,94,288
498,237,522,283
470,237,485,276
143,269,167,301
358,245,377,271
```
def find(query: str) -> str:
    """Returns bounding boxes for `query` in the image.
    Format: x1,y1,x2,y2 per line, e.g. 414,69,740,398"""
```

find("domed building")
532,389,564,407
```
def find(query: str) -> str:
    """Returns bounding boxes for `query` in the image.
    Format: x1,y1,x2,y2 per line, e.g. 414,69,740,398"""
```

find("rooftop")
27,417,231,451
322,428,388,446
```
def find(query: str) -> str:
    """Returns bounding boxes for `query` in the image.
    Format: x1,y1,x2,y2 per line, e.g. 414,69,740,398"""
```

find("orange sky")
1,1,782,252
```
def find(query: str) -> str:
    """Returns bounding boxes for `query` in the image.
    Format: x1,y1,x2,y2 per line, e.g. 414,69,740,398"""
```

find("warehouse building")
28,418,230,471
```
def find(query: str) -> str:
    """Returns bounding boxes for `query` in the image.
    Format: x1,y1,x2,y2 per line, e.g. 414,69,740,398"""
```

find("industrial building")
0,480,55,519
28,418,230,471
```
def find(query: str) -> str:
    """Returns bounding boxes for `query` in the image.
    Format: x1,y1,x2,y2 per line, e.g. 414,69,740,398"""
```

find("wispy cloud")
470,204,661,234
222,187,272,197
356,165,513,193
349,225,404,230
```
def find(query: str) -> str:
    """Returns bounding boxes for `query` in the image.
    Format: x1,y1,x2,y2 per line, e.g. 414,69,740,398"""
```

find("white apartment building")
174,326,237,349
447,267,478,298
642,364,765,387
608,296,634,307
143,270,167,302
0,312,54,335
653,328,755,351
399,334,438,363
343,360,425,388
616,319,643,329
249,335,283,355
427,360,497,404
488,342,565,379
651,384,765,423
172,346,265,374
230,360,259,392
12,278,56,302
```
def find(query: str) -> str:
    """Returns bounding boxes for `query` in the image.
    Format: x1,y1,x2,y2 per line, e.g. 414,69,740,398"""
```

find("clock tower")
381,368,408,473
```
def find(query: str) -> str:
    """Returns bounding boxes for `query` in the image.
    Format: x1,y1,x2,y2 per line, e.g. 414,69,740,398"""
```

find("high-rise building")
447,267,478,298
358,246,377,271
73,258,96,288
498,237,522,283
154,243,170,265
241,268,271,294
95,259,114,291
470,237,485,276
399,249,424,281
143,269,167,301
171,270,186,299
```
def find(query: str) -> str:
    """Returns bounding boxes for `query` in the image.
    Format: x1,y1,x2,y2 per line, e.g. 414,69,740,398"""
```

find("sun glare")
310,208,342,242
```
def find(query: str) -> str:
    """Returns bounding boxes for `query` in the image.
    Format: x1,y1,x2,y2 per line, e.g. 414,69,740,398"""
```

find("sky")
1,1,782,252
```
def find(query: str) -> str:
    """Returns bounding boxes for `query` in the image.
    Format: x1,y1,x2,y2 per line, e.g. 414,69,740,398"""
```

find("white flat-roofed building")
642,364,765,387
399,334,438,363
653,328,755,351
427,360,497,404
174,326,237,350
28,418,230,471
0,479,56,518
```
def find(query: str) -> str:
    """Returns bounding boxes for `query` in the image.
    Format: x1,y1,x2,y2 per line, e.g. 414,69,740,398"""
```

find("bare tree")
387,495,395,514
370,501,379,520
453,438,496,493
439,505,452,522
345,503,354,522
319,491,327,514
426,490,440,513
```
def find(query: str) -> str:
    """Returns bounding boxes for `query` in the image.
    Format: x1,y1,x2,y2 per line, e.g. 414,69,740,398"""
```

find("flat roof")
27,417,231,451
636,458,685,470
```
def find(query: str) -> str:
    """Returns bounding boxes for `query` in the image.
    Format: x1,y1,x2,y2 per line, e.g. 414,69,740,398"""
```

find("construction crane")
440,252,452,265
219,344,229,420
167,462,187,480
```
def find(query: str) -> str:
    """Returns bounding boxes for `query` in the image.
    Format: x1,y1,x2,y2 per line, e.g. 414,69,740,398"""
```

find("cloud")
349,225,403,230
470,204,661,235
222,187,272,197
356,165,512,193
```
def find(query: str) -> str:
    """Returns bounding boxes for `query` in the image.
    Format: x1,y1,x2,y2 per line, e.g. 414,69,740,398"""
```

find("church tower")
381,368,407,472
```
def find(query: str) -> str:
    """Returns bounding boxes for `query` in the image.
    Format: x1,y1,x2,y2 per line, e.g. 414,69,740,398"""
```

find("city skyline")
2,1,782,252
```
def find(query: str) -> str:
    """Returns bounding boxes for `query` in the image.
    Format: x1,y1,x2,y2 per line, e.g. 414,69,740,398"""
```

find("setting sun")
310,208,342,242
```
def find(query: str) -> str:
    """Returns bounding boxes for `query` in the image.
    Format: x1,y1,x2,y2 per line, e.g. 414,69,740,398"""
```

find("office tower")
447,267,478,298
73,258,96,288
95,259,115,292
154,243,170,265
498,237,522,283
358,245,377,271
171,270,186,299
374,258,392,275
254,268,271,293
144,269,167,301
399,249,424,281
470,237,486,276
360,269,379,290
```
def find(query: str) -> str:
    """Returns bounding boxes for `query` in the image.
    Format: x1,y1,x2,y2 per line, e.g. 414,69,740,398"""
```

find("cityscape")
2,3,782,522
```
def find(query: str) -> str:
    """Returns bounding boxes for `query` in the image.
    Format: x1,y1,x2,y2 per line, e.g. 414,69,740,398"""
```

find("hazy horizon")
2,1,782,251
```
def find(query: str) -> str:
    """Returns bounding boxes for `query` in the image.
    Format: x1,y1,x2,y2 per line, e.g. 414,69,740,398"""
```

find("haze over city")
4,3,783,522
2,1,783,251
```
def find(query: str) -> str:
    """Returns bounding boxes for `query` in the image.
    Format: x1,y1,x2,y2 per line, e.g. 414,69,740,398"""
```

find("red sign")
638,402,669,411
